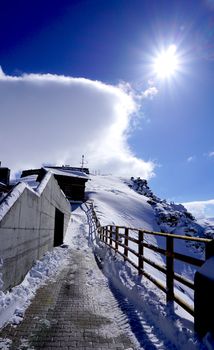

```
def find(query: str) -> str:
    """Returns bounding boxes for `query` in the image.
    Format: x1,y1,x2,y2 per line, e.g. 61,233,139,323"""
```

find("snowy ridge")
197,218,214,239
86,175,160,231
126,177,206,237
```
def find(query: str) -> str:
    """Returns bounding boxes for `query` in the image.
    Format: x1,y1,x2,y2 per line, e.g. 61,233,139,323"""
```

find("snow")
86,175,160,231
0,337,12,349
197,218,214,239
0,172,69,223
44,167,89,180
85,175,207,314
35,171,52,195
65,202,204,349
0,246,70,329
0,182,26,222
0,173,213,348
126,177,204,238
0,176,45,222
18,175,40,189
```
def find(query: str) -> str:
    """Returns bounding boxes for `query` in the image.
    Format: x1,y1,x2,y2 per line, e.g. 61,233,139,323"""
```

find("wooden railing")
96,223,213,317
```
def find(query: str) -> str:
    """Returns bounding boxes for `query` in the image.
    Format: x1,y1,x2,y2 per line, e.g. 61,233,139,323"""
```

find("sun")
153,44,179,79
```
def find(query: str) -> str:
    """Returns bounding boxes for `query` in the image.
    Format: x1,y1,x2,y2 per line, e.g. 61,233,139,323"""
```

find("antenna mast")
80,155,88,171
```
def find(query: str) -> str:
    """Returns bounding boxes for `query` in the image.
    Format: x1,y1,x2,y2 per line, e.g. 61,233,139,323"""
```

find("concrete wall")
0,173,71,292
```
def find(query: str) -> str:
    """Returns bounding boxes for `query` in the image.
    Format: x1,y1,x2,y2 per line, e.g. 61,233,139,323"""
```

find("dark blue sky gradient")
0,0,207,79
1,0,214,202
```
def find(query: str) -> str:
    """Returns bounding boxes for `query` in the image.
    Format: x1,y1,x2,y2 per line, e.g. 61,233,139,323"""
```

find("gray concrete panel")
0,173,71,291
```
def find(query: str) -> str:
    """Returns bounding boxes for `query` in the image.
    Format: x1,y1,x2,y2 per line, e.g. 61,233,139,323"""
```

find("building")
21,166,89,202
0,171,71,291
0,165,10,186
0,163,89,291
46,165,90,175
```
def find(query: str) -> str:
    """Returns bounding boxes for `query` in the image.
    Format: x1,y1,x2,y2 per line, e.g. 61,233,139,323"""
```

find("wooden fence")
97,224,214,316
90,203,214,318
89,201,214,333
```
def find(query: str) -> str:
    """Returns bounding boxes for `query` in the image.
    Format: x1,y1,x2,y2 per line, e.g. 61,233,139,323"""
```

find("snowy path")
0,203,204,349
0,205,137,349
66,204,203,350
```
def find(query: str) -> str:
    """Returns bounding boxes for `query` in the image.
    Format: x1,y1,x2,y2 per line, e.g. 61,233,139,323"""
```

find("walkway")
0,204,197,350
0,205,137,350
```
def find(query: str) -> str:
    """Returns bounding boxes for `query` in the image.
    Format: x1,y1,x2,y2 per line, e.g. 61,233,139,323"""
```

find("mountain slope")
85,174,210,317
126,177,207,238
86,175,160,231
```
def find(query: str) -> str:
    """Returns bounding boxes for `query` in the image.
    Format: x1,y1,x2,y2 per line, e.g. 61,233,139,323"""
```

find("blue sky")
0,0,214,216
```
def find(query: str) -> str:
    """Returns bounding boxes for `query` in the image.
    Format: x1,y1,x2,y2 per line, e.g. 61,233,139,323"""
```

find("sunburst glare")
153,44,179,79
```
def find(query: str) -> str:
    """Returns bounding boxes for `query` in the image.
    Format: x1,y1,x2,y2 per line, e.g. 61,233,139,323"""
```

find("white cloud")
208,151,214,157
141,86,158,99
0,68,155,178
183,199,214,219
187,156,196,163
0,66,4,78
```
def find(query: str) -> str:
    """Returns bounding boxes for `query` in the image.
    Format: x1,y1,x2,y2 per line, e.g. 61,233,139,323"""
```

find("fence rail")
97,224,214,316
89,200,214,333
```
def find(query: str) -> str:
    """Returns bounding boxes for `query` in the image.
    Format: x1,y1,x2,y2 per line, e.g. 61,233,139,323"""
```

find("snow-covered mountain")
197,218,214,239
86,174,160,231
85,174,214,317
86,174,214,239
126,177,214,239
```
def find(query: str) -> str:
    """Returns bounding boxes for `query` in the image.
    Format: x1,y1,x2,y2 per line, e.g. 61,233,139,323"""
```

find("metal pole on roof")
80,155,88,172
81,155,84,171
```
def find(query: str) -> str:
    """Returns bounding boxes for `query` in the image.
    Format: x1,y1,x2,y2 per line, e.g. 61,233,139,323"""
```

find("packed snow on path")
0,246,70,330
65,202,208,350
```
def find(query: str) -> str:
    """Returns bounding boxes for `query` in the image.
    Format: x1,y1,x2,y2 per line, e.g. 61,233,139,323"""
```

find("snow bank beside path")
0,246,70,329
68,203,205,350
94,246,203,350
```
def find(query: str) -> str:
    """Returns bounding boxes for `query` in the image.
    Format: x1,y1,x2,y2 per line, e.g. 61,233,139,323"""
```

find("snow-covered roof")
18,175,40,189
0,172,66,222
44,167,89,180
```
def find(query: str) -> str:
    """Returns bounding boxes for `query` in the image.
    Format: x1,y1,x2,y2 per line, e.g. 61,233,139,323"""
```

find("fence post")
101,227,104,242
139,230,144,274
166,236,174,303
97,226,100,239
109,226,113,247
105,226,108,244
115,227,119,252
194,239,214,337
124,228,129,261
96,217,100,228
205,239,214,260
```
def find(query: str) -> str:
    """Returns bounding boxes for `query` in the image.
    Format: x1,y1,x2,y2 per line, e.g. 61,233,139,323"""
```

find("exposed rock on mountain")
126,177,214,239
